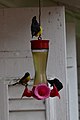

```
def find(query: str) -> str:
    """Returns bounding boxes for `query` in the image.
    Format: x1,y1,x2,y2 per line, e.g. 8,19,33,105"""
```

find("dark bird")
47,78,63,91
31,16,42,38
12,72,30,86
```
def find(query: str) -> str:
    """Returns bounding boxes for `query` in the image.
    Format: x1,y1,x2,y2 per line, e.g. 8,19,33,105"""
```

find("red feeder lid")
30,40,49,49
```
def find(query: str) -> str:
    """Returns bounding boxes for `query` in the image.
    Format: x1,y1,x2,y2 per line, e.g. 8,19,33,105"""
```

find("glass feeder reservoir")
31,40,49,86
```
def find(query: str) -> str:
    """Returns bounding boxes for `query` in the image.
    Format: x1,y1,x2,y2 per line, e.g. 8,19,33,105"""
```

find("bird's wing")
47,79,63,91
31,19,40,37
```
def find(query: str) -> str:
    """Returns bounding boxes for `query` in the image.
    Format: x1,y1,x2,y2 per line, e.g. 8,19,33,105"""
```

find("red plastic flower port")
33,83,50,100
50,85,60,99
22,87,32,97
21,84,60,99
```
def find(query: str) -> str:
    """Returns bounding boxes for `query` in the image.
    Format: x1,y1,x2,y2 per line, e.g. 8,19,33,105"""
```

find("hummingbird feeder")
22,0,63,100
22,39,61,100
30,40,51,100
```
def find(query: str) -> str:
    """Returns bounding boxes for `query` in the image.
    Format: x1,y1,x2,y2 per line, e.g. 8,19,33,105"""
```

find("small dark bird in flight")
47,78,63,91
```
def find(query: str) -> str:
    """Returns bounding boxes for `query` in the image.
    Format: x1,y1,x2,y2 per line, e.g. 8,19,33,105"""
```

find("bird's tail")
11,82,19,86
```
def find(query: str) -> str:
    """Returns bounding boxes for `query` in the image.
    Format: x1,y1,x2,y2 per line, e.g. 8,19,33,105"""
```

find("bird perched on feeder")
12,72,31,86
47,78,63,91
31,16,42,39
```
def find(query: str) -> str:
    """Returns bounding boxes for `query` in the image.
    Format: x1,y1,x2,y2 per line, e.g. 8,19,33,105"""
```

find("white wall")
0,7,67,120
76,35,80,120
66,23,79,120
0,80,9,120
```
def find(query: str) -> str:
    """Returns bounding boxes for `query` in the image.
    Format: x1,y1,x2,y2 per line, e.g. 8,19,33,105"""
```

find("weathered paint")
0,7,67,120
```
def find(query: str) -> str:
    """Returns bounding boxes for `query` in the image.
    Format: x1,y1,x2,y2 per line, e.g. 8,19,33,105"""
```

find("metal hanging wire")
38,0,42,40
39,0,41,26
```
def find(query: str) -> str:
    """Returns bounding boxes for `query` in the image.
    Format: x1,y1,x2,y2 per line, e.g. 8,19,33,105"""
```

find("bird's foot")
25,83,28,87
38,36,42,40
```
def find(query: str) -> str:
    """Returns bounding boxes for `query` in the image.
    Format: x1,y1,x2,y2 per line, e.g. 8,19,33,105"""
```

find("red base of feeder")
22,83,60,100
